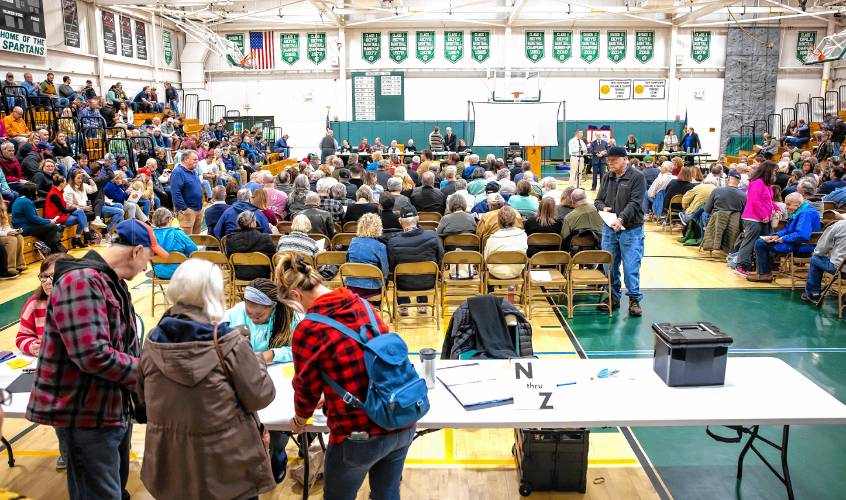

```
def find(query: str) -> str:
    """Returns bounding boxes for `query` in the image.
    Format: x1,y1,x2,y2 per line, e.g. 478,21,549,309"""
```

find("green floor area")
0,293,31,331
568,289,846,500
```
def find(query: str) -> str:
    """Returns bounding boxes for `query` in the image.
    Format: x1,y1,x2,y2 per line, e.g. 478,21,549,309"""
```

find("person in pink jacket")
733,160,778,275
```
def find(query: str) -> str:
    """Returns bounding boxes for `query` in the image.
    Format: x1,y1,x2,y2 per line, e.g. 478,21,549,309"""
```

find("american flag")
249,31,275,69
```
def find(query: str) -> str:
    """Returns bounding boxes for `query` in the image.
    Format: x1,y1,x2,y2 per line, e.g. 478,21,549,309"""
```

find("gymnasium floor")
1,198,844,498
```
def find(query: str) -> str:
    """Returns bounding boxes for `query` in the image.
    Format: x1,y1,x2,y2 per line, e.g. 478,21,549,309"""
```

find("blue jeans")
602,225,644,302
102,203,124,233
324,426,415,500
652,190,666,217
1,189,18,203
63,210,89,235
591,160,606,190
834,142,842,157
168,99,179,114
55,425,131,500
200,179,212,199
782,137,809,147
754,238,779,275
138,198,151,216
806,255,837,295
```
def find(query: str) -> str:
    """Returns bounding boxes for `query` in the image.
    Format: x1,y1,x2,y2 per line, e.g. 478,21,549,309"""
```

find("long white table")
5,357,846,499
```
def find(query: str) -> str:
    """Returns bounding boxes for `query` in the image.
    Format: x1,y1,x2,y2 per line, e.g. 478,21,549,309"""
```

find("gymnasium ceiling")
101,0,846,30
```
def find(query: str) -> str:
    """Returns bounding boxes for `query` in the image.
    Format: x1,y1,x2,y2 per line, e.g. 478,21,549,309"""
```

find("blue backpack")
305,297,430,431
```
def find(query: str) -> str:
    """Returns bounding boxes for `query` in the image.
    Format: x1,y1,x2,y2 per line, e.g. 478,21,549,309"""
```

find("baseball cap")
138,167,153,177
5,72,13,78
485,181,500,193
643,155,654,163
607,146,628,158
399,205,418,218
338,168,351,179
728,171,742,180
114,220,168,257
487,193,505,205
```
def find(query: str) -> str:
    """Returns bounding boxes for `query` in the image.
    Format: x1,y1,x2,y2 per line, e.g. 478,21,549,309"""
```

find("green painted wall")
331,120,684,161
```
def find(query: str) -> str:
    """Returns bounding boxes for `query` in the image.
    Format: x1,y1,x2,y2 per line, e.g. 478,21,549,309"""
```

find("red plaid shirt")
292,287,397,444
27,253,139,428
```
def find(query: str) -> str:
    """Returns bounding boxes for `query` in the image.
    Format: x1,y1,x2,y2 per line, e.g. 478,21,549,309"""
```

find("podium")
525,146,543,177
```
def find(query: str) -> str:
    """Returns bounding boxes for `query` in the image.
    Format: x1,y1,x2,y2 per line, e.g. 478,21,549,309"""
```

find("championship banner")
389,32,408,63
444,31,464,63
62,0,80,48
307,32,326,64
607,31,626,63
580,31,599,63
279,33,300,65
599,79,632,100
416,31,435,63
471,31,490,63
0,0,46,56
102,11,117,55
525,31,545,63
119,15,133,58
797,31,817,63
691,31,711,63
163,30,173,64
362,32,381,63
632,79,666,100
634,31,654,64
552,31,572,62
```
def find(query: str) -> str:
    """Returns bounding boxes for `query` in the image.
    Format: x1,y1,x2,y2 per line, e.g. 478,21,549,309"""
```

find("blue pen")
556,382,577,387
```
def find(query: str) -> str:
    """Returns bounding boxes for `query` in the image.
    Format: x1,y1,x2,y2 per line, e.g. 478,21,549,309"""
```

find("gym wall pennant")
444,31,464,63
580,31,599,63
634,31,654,64
796,31,817,63
416,31,435,63
552,31,572,62
389,31,408,63
362,32,381,63
525,31,545,63
691,31,711,63
279,33,299,65
307,32,326,64
162,30,172,64
607,31,626,63
471,31,490,63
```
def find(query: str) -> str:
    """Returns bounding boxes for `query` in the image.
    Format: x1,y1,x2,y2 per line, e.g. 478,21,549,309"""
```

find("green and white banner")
634,31,654,64
691,31,710,63
525,31,545,62
0,29,45,56
307,32,326,64
607,31,626,63
444,31,464,63
279,33,299,65
163,30,173,64
580,31,599,63
552,31,572,62
416,31,435,63
797,31,817,62
225,33,244,66
389,31,408,63
471,31,490,63
362,32,381,63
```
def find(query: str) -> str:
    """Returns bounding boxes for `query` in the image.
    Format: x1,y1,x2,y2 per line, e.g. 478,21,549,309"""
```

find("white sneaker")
417,306,428,314
91,217,106,229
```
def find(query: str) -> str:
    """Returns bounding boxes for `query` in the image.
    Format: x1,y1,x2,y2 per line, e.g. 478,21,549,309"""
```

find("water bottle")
507,285,516,304
419,348,437,390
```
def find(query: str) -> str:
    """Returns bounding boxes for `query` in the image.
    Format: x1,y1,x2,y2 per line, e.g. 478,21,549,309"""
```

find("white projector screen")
472,102,561,147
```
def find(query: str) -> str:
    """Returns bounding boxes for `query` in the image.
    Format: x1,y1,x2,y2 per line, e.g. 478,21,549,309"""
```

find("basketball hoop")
512,91,524,101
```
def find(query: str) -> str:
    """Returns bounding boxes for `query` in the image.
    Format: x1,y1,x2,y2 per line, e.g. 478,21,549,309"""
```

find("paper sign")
511,360,556,410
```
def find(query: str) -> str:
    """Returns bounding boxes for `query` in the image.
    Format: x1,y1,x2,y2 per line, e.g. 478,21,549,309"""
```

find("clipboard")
6,372,35,393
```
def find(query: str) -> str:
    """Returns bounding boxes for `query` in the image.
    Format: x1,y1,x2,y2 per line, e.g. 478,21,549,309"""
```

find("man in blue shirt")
20,73,39,97
820,167,846,195
274,134,290,157
133,86,153,112
170,150,204,234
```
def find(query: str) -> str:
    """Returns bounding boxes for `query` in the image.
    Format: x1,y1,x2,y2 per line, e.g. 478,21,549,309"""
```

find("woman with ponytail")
223,277,302,484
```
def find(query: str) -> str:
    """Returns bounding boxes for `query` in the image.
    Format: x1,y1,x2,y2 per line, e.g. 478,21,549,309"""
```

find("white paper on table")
530,270,553,282
599,211,625,230
436,363,497,387
447,379,512,407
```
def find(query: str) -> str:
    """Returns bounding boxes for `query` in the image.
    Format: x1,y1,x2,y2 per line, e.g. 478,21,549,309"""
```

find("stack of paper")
437,363,513,410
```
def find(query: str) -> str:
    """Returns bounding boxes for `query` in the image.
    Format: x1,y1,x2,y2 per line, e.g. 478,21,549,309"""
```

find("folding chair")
663,195,684,233
484,251,529,310
315,251,347,289
418,212,442,222
277,221,292,234
392,261,440,328
823,201,837,212
527,251,570,319
343,221,359,233
189,234,220,251
190,250,234,306
441,250,485,314
819,260,846,319
340,262,390,318
527,233,562,256
419,220,439,231
230,252,273,303
785,232,823,289
273,251,314,272
269,234,282,246
568,250,613,317
442,233,481,252
331,233,355,251
334,223,343,234
151,252,188,315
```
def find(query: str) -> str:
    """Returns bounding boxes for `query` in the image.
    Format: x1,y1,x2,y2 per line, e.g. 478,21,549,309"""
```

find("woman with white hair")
647,162,675,218
276,214,320,257
151,208,198,279
139,259,276,500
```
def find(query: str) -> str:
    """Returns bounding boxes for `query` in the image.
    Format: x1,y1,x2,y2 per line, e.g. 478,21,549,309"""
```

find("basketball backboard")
488,70,541,102
804,32,846,65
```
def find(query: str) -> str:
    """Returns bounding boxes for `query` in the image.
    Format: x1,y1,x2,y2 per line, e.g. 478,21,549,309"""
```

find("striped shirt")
277,231,319,257
16,295,46,356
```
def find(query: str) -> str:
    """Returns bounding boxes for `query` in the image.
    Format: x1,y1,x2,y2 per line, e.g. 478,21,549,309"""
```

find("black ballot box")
652,322,733,387
513,428,589,496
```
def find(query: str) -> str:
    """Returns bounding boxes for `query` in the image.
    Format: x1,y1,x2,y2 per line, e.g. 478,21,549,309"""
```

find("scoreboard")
0,0,46,56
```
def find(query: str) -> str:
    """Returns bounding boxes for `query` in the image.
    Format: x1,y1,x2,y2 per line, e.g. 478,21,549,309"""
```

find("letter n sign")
512,360,554,410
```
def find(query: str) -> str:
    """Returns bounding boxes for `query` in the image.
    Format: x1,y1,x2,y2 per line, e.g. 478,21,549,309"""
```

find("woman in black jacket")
524,197,563,256
225,211,276,281
662,166,697,215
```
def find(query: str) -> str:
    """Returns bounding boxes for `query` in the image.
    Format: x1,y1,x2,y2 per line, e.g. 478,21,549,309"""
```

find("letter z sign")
512,360,554,410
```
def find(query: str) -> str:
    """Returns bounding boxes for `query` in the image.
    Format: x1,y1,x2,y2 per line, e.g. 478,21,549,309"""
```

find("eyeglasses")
0,388,11,405
38,273,53,282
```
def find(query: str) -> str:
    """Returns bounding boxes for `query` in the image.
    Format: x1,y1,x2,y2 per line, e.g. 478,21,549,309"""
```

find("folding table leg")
1,436,14,467
300,433,310,500
735,425,794,500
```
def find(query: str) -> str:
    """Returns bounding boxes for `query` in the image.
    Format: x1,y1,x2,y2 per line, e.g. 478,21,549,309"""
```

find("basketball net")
512,91,524,102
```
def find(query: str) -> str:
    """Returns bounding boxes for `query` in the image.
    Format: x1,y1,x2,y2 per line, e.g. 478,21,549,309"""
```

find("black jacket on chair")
225,228,276,281
442,295,533,360
387,227,443,291
410,185,447,214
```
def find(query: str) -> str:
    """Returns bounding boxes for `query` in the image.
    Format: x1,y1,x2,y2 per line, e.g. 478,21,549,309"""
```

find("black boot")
71,237,85,249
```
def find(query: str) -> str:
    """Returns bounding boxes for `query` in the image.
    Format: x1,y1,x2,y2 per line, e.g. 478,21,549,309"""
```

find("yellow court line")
0,450,140,461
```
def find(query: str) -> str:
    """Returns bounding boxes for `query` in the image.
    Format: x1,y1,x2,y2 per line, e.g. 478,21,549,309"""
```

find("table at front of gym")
4,357,846,499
